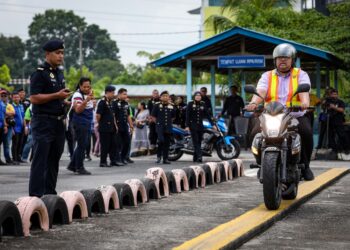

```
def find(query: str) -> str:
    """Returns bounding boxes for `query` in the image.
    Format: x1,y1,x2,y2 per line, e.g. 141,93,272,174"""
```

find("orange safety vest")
266,68,301,107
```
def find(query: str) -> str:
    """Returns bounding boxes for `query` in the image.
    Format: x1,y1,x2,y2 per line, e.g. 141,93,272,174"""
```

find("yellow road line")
174,168,349,250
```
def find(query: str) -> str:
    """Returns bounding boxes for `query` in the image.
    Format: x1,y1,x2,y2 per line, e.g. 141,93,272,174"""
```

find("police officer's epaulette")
37,67,44,71
155,102,160,105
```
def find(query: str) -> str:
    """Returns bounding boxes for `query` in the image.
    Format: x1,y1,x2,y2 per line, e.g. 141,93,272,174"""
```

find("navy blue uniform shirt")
151,102,176,134
30,62,65,116
113,99,130,132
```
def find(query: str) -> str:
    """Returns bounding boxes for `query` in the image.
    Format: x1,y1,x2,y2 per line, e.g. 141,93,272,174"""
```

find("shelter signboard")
218,55,265,68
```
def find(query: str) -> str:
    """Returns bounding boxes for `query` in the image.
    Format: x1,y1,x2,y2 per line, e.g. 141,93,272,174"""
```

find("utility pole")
79,31,83,75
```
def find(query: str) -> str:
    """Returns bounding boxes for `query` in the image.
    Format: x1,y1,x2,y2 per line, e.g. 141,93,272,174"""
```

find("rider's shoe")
302,165,314,181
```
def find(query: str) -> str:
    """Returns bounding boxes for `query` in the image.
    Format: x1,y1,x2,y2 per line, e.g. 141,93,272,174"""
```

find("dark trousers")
250,115,313,166
85,129,92,158
329,123,349,153
29,117,65,197
297,116,313,166
11,132,23,162
149,123,157,146
65,124,75,158
68,123,89,171
118,130,130,161
317,120,327,149
190,129,203,161
157,132,171,160
99,131,117,164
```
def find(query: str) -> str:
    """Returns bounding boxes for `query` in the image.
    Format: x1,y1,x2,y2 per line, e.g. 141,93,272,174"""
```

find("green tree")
89,59,124,79
0,35,25,78
0,64,13,91
113,63,143,84
64,66,94,91
26,9,121,76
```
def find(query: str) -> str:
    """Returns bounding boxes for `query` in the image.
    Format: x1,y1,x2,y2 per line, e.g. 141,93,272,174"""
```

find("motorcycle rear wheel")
216,139,240,160
263,152,282,210
168,138,184,161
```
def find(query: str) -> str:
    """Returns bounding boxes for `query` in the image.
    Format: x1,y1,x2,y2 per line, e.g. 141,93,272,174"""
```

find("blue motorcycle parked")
168,117,241,161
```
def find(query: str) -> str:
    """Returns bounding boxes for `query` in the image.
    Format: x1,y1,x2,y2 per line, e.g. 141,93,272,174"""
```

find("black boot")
302,165,314,181
156,157,161,164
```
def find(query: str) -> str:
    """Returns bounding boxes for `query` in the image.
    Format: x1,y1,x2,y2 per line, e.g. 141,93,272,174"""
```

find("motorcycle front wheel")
216,139,240,160
168,137,184,161
263,151,282,210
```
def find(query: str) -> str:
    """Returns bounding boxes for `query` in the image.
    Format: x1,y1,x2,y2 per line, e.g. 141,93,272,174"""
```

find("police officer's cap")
42,39,65,52
160,91,169,96
105,85,116,93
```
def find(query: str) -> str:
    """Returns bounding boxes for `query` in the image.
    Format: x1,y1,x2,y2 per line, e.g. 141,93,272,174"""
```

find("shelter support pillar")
240,71,246,102
296,57,301,68
228,69,233,88
210,65,216,114
186,59,192,103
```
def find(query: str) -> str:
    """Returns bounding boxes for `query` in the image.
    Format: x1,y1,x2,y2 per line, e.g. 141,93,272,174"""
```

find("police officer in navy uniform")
96,85,120,167
29,39,71,197
151,91,175,164
113,88,134,165
186,91,214,163
147,89,160,149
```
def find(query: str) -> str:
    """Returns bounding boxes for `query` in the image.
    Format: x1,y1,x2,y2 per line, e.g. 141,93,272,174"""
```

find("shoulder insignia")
37,67,44,71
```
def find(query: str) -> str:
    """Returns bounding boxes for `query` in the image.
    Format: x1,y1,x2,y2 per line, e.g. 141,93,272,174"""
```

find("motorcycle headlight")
264,113,284,138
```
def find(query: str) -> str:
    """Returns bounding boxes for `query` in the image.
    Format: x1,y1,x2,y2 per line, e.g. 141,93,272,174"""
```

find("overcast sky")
0,0,201,66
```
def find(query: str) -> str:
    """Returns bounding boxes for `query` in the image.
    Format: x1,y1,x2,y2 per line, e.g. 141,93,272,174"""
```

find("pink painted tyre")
206,162,221,183
14,196,49,237
189,165,206,188
171,169,189,193
145,167,169,197
97,185,120,213
60,191,88,223
0,200,23,239
221,161,233,180
124,179,147,207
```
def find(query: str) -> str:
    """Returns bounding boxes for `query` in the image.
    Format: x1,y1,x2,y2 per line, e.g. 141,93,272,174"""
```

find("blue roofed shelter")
152,26,344,110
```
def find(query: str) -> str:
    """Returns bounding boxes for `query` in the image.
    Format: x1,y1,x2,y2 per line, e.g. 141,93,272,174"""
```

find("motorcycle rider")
246,43,314,181
185,91,214,163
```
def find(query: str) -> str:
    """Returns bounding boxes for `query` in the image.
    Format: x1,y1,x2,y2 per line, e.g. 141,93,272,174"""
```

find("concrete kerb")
174,168,349,250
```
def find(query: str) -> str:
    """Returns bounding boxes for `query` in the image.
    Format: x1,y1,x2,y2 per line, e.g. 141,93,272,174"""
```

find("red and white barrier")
145,167,169,197
189,165,206,188
14,196,49,237
97,185,120,213
60,191,88,223
206,162,221,183
124,179,147,206
171,169,189,193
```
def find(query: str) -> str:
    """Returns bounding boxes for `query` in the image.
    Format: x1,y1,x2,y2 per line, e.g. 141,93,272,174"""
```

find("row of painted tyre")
0,159,244,241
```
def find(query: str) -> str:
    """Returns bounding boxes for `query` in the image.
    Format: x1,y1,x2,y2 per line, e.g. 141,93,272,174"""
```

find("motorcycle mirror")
293,84,310,97
244,85,264,100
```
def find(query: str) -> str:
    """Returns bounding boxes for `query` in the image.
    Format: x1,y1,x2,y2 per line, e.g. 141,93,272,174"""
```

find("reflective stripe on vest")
266,68,301,107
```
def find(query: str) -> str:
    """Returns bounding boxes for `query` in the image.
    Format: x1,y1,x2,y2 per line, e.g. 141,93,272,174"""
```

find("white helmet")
273,43,297,60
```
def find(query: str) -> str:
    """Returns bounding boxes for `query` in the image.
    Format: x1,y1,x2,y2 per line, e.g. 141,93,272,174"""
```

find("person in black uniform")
29,39,71,197
18,88,31,160
220,85,244,135
151,91,175,164
113,88,134,165
186,91,213,163
147,89,160,149
174,96,186,128
96,85,120,167
326,89,349,153
200,87,213,116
